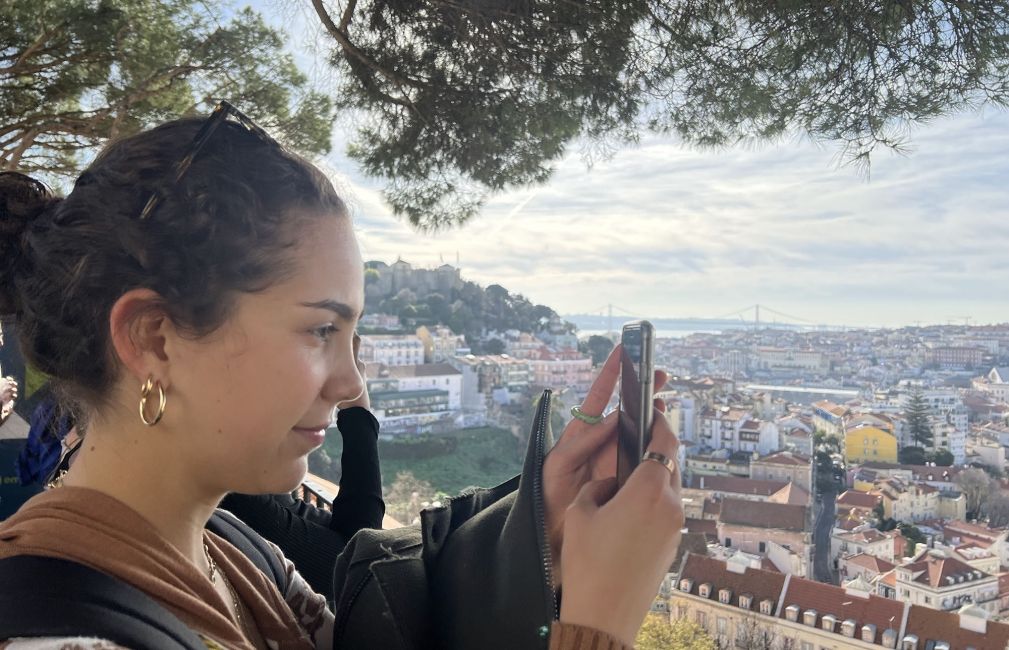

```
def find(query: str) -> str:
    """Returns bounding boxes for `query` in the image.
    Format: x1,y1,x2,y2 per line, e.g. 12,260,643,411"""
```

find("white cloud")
251,0,1009,328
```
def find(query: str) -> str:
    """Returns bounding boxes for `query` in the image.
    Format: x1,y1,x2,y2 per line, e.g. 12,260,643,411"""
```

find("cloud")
251,0,1009,328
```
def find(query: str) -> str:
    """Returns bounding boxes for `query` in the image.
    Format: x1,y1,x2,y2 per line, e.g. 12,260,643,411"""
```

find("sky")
253,1,1009,330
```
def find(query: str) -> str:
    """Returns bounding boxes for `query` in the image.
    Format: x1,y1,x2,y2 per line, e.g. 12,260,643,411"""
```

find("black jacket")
331,390,558,649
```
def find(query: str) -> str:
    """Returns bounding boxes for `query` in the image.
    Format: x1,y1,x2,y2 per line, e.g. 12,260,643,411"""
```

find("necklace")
203,538,245,629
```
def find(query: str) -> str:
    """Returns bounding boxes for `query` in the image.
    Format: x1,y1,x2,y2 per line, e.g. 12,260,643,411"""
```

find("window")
759,542,767,553
801,642,813,650
696,611,707,627
725,537,733,548
717,617,727,634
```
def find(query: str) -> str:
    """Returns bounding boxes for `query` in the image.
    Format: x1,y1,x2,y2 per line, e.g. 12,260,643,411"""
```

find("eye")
311,324,339,341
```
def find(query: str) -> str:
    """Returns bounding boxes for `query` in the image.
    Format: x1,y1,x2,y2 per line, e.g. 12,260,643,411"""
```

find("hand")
558,411,684,646
542,345,667,578
338,332,370,410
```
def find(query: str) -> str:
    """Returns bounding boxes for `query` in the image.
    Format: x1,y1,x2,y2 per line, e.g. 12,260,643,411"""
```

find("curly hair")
0,117,346,412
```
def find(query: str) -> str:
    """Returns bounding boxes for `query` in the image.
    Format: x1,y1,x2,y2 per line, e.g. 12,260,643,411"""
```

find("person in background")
0,103,683,649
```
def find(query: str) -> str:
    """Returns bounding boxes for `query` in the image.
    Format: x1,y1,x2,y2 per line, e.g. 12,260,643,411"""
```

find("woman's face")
167,215,365,495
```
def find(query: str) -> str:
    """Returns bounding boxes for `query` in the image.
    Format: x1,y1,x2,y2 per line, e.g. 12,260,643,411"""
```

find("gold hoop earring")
139,376,167,427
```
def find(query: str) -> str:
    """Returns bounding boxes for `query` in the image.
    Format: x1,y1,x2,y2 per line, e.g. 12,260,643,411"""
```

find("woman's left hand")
541,345,667,579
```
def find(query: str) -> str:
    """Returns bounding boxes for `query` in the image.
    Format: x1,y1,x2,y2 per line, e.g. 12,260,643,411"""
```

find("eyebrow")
300,299,363,322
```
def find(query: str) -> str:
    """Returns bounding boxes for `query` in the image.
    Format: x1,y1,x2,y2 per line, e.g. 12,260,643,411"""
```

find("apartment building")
973,367,1009,403
359,334,425,366
669,553,1009,649
415,325,467,363
813,400,850,436
750,450,813,493
527,347,593,395
717,498,811,575
891,550,1000,617
832,526,898,565
845,424,899,464
752,347,828,374
839,553,896,583
874,476,966,523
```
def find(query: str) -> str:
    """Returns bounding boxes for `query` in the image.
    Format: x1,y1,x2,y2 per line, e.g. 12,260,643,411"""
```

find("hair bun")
0,171,61,315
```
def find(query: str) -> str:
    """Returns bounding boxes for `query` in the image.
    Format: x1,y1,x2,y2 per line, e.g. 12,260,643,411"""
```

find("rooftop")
752,450,811,467
719,498,807,532
687,475,788,496
779,573,905,645
904,604,1009,650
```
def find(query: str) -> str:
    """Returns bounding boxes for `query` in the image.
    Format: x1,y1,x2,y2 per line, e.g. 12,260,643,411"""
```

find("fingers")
654,369,667,392
579,345,621,416
571,477,619,512
633,409,680,488
550,409,619,472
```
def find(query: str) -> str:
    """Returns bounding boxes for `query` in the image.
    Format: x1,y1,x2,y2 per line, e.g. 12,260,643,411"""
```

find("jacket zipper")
531,389,560,621
333,570,372,644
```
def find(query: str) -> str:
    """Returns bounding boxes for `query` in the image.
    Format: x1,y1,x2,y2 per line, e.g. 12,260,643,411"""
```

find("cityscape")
351,258,1009,650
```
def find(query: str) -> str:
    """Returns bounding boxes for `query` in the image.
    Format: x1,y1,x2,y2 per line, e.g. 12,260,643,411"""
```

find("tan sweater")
550,622,634,650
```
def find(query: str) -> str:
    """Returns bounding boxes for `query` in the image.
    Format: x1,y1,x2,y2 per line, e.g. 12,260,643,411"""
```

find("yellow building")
844,425,898,464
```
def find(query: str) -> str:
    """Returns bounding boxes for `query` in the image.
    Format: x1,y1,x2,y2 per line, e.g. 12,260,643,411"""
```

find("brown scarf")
0,487,314,649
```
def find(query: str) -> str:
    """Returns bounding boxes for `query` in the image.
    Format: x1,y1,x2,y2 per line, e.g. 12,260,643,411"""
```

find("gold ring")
570,405,604,425
642,451,676,475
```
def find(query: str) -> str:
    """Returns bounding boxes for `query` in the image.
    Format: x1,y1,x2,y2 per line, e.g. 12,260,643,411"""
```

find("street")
813,488,837,584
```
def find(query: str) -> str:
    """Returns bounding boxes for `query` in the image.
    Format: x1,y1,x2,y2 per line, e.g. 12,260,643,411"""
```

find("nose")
322,347,366,411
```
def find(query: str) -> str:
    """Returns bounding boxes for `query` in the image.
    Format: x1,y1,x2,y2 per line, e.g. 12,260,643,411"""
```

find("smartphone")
616,320,655,488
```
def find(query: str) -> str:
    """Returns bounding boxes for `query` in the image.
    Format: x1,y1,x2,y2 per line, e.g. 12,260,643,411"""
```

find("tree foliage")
579,334,615,366
899,445,927,466
637,614,717,650
899,522,927,556
904,388,933,448
956,467,995,518
932,448,954,466
310,0,1009,227
1,0,335,178
383,470,439,526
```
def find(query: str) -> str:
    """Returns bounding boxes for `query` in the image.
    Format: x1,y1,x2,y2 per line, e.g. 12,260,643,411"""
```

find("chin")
246,459,309,496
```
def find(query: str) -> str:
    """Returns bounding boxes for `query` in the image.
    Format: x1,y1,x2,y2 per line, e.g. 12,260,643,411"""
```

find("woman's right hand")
556,409,684,647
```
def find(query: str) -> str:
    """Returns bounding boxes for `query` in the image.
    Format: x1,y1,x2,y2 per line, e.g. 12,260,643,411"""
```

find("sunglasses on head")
138,100,278,221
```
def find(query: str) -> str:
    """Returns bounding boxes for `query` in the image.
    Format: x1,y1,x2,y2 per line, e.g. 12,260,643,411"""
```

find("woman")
0,102,683,649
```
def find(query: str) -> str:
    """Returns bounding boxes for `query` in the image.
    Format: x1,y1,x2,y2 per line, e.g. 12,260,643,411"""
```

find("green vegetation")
368,275,574,351
636,614,716,650
2,0,334,177
905,389,934,448
310,1,1009,227
316,426,524,496
579,335,615,365
899,523,927,556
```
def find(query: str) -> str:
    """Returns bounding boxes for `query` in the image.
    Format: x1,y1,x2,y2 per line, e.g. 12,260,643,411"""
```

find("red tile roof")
688,475,788,496
684,518,718,540
843,553,895,574
904,604,1009,650
753,450,811,466
836,490,883,509
901,551,993,588
779,574,905,645
719,498,807,532
677,553,786,609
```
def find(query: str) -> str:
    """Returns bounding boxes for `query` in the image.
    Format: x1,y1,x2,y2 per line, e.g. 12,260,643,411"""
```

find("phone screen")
617,321,654,487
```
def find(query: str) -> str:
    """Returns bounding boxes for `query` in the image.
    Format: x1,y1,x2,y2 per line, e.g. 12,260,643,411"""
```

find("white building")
359,334,425,366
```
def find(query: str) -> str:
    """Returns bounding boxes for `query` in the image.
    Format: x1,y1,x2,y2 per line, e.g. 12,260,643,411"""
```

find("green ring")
570,405,604,425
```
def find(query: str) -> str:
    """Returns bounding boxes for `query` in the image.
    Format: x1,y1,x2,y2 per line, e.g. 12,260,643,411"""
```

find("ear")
108,288,174,387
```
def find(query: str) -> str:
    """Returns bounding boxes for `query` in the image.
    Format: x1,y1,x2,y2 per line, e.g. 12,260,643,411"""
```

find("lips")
293,423,330,433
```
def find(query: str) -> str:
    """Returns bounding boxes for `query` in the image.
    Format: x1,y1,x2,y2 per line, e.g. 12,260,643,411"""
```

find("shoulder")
264,539,335,646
